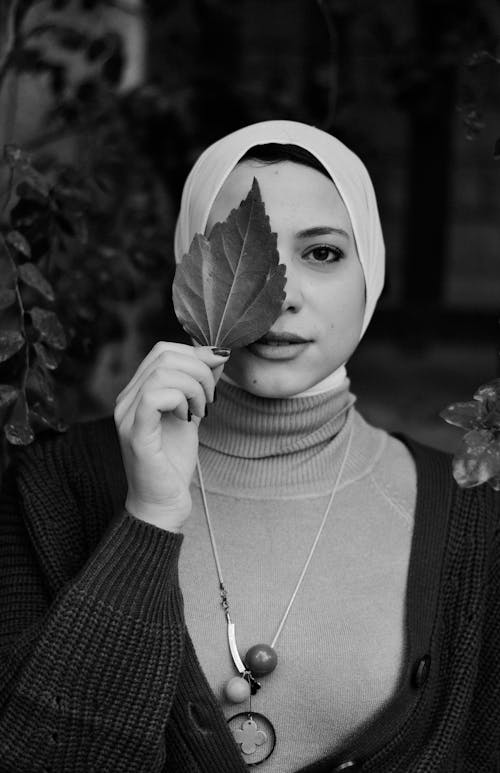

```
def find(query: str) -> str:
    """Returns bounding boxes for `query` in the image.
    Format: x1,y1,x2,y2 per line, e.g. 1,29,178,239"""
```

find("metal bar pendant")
227,618,247,674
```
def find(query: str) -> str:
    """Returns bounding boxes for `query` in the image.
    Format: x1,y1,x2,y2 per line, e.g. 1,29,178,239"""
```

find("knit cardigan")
0,416,498,773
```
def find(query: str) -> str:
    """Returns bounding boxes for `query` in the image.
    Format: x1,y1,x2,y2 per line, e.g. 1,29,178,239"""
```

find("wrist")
124,498,190,533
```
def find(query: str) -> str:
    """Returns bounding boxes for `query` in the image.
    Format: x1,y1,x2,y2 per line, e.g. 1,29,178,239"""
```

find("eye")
303,245,345,264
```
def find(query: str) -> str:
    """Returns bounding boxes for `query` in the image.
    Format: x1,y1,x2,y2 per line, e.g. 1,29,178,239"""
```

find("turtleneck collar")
199,377,355,460
196,376,385,499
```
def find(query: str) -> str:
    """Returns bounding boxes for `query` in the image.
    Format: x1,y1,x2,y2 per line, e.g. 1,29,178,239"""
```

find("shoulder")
351,412,421,522
396,432,500,536
5,416,127,588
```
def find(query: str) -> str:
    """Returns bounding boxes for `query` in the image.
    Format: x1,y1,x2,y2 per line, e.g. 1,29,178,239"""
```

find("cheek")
317,271,365,337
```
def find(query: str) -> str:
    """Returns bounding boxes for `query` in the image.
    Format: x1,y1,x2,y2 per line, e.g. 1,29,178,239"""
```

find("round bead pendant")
225,676,251,704
245,644,278,677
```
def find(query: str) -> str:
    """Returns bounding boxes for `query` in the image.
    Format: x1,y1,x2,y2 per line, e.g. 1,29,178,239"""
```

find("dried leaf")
6,230,31,259
172,178,286,348
18,263,55,301
0,289,17,309
30,308,67,350
0,331,25,362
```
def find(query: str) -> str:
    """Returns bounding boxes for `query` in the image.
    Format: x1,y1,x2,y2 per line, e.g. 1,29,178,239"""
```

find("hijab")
173,120,385,397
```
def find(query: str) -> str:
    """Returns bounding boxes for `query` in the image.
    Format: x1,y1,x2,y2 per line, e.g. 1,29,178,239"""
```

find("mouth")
247,331,312,360
256,331,310,346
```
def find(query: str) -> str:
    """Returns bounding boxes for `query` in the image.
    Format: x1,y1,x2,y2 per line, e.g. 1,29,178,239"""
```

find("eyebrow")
295,226,349,239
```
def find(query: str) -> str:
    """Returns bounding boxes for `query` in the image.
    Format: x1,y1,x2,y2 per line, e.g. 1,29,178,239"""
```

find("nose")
279,255,303,314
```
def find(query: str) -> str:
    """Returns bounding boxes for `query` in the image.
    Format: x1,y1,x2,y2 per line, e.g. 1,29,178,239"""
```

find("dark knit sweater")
0,416,499,773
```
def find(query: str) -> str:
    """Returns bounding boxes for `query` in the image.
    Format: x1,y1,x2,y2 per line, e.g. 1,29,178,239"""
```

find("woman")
0,121,498,773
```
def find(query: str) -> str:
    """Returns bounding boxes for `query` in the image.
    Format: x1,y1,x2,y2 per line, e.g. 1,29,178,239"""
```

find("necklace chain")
196,415,354,651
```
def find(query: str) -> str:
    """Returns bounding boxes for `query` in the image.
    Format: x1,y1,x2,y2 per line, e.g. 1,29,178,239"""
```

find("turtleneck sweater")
179,378,417,772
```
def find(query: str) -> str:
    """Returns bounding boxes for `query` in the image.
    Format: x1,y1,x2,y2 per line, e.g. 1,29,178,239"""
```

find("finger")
116,351,215,416
117,369,207,428
117,343,229,405
132,388,190,447
212,363,226,385
116,342,195,403
191,344,231,370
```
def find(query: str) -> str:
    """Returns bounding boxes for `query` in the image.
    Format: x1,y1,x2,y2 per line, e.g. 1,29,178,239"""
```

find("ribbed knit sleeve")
0,423,186,773
458,485,500,771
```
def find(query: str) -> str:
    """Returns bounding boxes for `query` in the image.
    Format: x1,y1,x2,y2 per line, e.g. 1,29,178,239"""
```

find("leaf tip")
250,177,262,201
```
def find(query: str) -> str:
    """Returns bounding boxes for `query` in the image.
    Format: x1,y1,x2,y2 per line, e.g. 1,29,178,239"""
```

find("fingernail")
187,409,192,422
211,347,230,357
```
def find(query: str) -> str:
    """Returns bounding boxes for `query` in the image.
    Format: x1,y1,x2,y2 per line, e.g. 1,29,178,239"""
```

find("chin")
226,365,315,399
225,348,336,399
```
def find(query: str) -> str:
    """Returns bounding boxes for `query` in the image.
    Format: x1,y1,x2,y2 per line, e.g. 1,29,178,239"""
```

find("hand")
114,342,229,531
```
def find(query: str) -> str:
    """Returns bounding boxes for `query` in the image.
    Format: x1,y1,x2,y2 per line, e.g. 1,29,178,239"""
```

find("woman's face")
204,160,365,398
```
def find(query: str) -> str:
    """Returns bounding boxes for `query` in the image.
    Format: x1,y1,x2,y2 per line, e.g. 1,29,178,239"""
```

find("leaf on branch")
441,377,500,490
30,308,67,350
26,366,54,405
172,178,287,348
33,342,60,370
0,331,25,362
6,230,32,259
4,146,50,197
0,289,17,310
18,263,55,301
4,393,34,446
0,385,19,409
29,405,67,434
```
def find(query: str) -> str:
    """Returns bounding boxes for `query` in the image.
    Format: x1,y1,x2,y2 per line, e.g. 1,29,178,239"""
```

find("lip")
247,333,311,361
256,331,310,344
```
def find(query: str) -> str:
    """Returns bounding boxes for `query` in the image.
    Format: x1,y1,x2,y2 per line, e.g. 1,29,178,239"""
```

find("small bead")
224,676,251,704
245,643,278,677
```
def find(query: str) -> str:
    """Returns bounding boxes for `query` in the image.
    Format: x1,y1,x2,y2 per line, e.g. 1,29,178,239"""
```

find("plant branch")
316,0,339,132
0,0,20,86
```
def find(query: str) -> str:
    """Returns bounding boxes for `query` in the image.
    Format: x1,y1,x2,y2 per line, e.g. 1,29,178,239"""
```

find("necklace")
196,419,354,765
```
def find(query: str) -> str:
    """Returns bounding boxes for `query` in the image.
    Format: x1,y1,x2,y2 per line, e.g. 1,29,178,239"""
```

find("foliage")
0,0,177,451
440,380,500,490
439,30,500,490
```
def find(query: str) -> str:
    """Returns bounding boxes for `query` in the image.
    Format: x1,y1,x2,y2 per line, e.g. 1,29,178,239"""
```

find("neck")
198,376,358,497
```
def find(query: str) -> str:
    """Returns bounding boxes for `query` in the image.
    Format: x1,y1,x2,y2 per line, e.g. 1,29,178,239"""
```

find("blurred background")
0,0,499,454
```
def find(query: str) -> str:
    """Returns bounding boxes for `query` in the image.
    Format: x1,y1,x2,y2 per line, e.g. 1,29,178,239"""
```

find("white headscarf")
173,120,385,397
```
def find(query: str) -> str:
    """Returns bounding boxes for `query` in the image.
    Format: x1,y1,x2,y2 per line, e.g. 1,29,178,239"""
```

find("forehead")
204,160,353,234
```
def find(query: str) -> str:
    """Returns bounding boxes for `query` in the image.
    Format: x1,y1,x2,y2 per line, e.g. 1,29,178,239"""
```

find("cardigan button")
412,654,431,688
330,761,361,772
